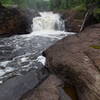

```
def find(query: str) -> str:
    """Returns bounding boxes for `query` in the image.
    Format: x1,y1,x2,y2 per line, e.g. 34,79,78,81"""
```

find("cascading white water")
23,12,74,39
32,12,65,31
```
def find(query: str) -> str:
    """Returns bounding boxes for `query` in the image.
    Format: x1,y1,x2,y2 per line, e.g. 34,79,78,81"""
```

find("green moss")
90,45,100,49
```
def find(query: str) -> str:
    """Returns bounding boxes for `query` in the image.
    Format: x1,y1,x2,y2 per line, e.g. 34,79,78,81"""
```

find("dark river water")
0,12,75,83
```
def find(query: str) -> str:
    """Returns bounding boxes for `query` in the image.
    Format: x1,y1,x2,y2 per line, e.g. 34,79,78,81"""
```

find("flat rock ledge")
43,24,100,100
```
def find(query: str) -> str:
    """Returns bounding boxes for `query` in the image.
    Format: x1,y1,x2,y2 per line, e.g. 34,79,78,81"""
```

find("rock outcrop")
0,4,39,35
60,10,98,32
21,75,62,100
21,75,73,100
0,67,48,100
43,24,100,100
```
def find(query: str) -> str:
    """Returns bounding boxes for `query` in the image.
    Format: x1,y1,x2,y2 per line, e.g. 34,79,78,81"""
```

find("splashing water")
23,12,74,39
0,12,75,83
32,12,65,31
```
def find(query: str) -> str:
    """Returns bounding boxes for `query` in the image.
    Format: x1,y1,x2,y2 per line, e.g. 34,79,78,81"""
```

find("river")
0,12,75,84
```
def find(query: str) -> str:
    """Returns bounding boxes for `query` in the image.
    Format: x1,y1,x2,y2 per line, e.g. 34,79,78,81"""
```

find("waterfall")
23,12,74,39
32,12,65,31
0,12,75,84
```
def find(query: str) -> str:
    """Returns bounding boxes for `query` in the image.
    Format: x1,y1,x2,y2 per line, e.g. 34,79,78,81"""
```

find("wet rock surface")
21,75,72,100
0,67,48,100
43,24,100,100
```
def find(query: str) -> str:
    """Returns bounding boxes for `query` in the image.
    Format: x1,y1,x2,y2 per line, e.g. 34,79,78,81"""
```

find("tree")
0,0,13,4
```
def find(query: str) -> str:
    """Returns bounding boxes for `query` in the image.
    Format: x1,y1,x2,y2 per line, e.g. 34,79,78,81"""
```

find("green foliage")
50,0,100,10
0,0,100,11
49,0,100,23
93,8,100,22
0,0,50,10
73,4,86,12
94,8,100,14
0,0,14,5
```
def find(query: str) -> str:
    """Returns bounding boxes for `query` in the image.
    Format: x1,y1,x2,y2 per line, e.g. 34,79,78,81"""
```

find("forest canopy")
50,0,100,10
0,0,50,10
0,0,100,11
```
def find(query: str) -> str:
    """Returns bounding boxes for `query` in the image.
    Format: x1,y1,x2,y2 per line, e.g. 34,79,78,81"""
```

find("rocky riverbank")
0,4,39,35
59,9,99,32
43,24,100,100
0,4,99,100
21,24,100,100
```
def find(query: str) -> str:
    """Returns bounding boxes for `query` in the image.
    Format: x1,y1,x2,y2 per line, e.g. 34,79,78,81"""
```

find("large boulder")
43,24,100,100
21,75,62,100
21,75,73,100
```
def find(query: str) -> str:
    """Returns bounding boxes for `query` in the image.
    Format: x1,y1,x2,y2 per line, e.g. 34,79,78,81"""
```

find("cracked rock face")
43,24,100,100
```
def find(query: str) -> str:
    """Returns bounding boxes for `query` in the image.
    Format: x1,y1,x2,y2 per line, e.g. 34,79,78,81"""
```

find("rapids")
0,12,75,84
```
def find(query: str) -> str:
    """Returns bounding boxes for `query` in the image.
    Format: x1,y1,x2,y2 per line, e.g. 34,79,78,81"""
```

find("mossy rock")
90,45,100,49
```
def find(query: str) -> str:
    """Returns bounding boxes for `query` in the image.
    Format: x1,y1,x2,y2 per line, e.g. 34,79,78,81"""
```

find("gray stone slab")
0,68,48,100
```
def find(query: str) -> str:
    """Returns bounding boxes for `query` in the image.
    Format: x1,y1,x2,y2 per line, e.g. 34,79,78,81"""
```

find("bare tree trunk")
80,11,89,32
80,2,98,32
